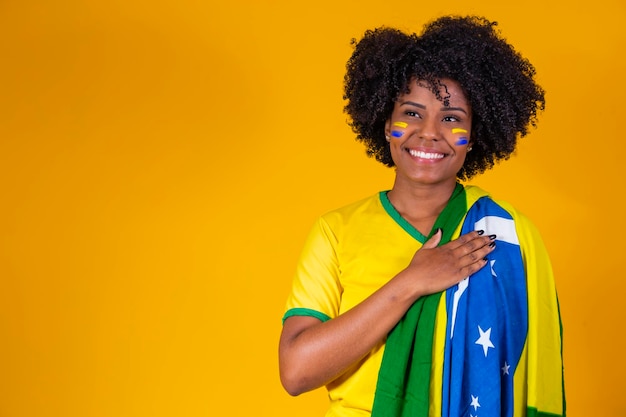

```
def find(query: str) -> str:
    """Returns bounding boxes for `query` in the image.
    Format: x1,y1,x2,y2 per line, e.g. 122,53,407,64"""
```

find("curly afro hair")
343,16,545,180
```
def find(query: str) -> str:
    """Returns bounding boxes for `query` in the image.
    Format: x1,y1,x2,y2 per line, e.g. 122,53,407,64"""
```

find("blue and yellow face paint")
451,128,469,146
391,121,408,138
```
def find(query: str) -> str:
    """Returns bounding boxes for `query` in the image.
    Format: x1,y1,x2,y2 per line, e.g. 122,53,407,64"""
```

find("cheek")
450,128,469,147
390,121,408,138
389,142,404,163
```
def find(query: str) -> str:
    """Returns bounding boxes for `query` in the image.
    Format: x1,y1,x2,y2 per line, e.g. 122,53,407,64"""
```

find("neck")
387,179,459,235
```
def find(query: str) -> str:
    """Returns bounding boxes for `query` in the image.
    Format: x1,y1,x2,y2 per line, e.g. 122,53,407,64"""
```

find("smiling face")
385,78,472,189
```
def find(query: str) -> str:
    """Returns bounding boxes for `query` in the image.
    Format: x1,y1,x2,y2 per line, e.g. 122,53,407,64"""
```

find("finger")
458,257,489,278
461,240,495,264
446,230,487,250
423,228,442,249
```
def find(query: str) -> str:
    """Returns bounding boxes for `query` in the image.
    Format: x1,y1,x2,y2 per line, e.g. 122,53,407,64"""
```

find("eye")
443,115,461,122
404,110,421,118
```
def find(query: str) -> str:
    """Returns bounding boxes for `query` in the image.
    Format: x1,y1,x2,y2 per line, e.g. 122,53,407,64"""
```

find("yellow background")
0,0,623,416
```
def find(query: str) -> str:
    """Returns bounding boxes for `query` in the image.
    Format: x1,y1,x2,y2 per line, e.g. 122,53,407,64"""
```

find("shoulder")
319,192,386,227
464,184,544,240
303,192,396,249
489,197,538,234
467,186,547,254
299,193,386,247
464,184,533,226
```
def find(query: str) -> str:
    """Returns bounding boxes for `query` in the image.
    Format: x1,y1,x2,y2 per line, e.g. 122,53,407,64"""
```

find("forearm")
279,269,420,396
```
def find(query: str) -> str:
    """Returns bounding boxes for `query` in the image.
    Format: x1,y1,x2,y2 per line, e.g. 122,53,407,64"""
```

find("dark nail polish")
477,230,484,235
489,234,497,240
489,242,496,248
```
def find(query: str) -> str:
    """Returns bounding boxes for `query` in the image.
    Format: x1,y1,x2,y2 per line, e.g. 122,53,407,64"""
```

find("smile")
408,149,445,160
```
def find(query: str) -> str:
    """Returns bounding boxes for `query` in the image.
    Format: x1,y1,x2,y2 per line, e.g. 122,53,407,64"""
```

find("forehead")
402,78,469,107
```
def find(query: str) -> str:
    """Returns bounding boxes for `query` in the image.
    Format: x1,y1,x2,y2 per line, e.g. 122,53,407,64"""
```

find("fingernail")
477,230,484,235
489,234,497,240
489,242,496,248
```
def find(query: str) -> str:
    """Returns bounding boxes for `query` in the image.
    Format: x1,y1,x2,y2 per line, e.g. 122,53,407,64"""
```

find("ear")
384,119,392,140
468,129,477,150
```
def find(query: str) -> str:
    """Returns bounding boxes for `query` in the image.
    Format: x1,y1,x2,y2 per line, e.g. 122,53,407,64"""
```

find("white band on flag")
474,216,519,245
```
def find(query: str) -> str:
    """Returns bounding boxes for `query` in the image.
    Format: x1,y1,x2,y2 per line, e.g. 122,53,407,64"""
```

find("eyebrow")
400,101,468,115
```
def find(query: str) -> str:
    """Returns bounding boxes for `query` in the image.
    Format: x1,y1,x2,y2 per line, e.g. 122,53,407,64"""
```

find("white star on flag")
475,325,495,357
470,395,481,411
502,361,510,375
490,259,497,277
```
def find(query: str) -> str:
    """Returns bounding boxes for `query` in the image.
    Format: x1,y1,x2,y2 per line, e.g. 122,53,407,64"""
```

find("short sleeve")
282,216,343,324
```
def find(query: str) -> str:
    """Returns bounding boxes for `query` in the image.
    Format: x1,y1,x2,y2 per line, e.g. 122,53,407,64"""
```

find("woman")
279,16,565,417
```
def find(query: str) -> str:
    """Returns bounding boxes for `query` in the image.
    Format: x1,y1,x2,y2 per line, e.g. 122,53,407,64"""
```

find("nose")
417,117,439,142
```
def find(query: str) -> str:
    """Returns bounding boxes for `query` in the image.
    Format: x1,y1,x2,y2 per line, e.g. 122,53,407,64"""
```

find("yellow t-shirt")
283,185,564,417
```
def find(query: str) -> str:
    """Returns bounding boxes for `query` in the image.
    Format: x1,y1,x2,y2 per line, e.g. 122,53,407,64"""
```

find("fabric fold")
372,183,468,417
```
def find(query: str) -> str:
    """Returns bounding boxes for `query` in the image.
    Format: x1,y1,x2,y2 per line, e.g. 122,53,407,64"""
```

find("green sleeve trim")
282,308,331,324
527,407,563,417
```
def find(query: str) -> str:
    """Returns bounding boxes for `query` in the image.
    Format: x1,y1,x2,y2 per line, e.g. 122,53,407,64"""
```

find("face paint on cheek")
451,128,469,146
390,121,408,138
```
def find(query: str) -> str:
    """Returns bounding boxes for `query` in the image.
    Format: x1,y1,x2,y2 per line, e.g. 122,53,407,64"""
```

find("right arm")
279,229,495,396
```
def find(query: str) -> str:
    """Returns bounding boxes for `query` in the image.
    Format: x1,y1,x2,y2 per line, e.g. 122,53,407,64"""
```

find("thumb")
423,228,442,249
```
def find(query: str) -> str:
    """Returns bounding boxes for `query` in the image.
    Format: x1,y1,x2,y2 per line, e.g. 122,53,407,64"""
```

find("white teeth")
409,149,444,159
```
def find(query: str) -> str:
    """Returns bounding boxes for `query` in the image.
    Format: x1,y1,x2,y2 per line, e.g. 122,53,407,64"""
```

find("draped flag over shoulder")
442,197,527,417
372,190,565,417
